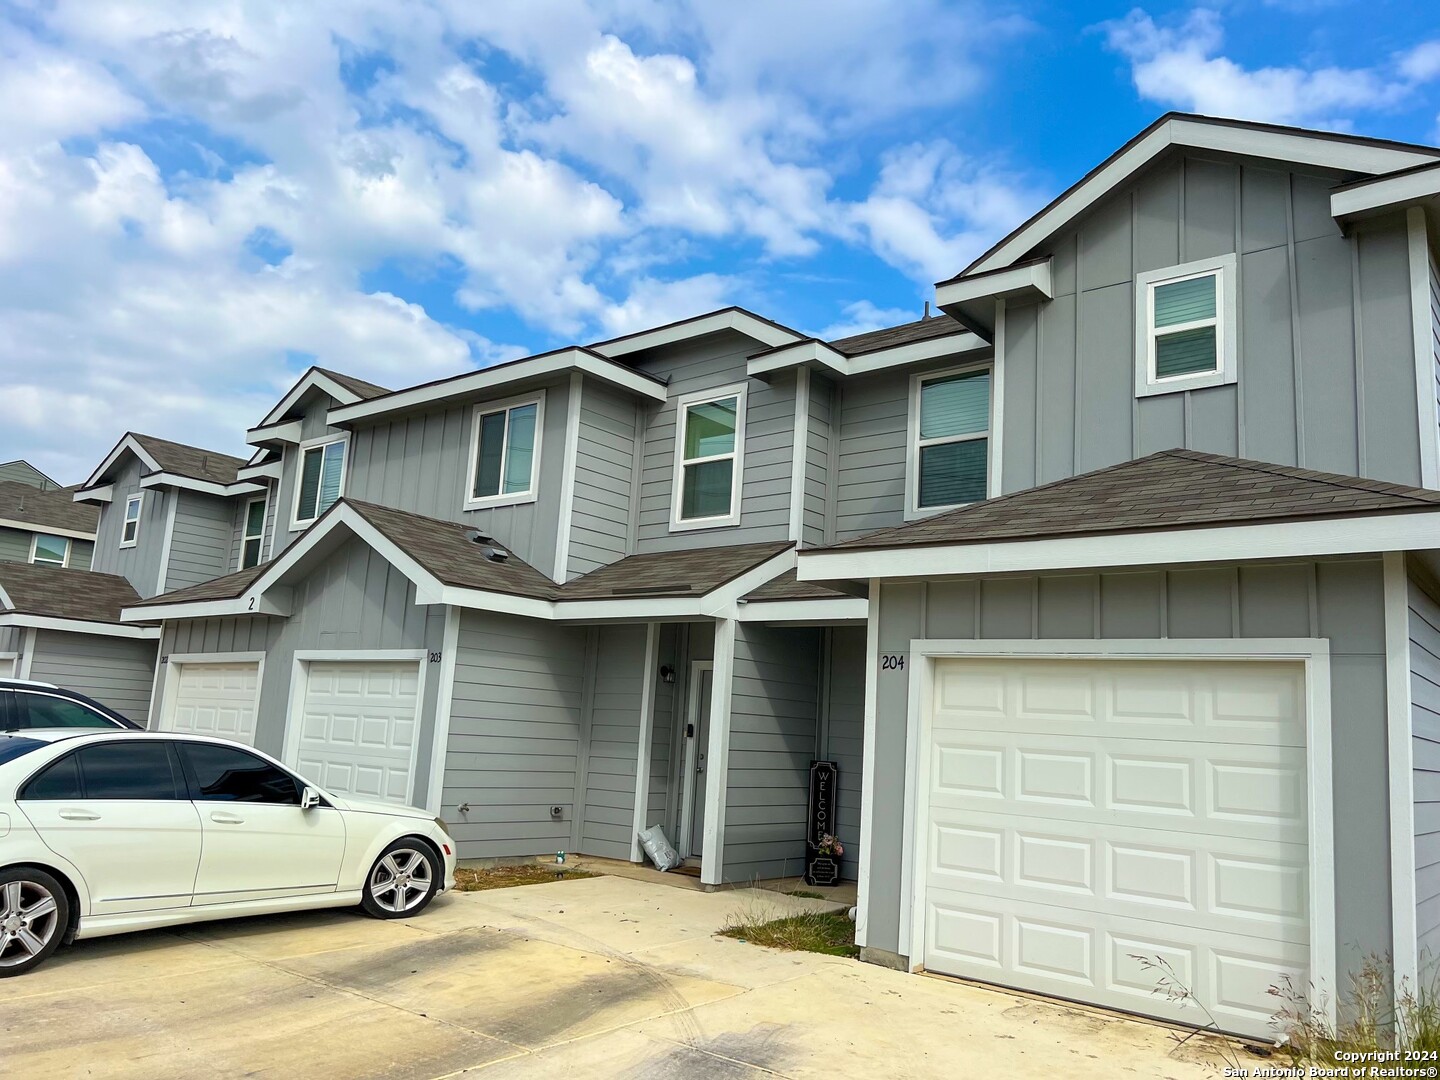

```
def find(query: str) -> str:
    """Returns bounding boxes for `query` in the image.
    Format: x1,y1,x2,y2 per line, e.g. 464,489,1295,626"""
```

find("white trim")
1385,553,1420,994
237,495,268,572
0,613,160,640
905,360,995,520
679,659,715,859
934,259,1053,335
289,433,350,530
699,619,736,885
18,628,36,679
798,510,1440,582
671,383,749,532
27,532,70,568
139,473,266,498
462,390,547,513
0,519,93,543
900,637,1337,1024
1134,254,1238,397
966,115,1438,279
156,651,267,738
236,460,283,482
0,651,17,678
325,349,666,427
630,622,660,862
788,366,810,542
990,300,1006,498
748,331,991,379
425,606,461,814
155,490,178,594
255,369,370,430
245,419,304,447
1408,207,1440,489
120,492,143,548
593,309,801,358
82,434,162,491
1333,163,1440,221
554,374,583,582
73,484,112,505
736,597,868,623
855,578,880,948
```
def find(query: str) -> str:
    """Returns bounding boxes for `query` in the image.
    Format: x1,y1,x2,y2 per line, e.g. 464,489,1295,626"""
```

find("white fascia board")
0,583,12,609
0,612,161,640
934,259,1054,312
437,586,557,620
1332,164,1440,220
747,340,848,378
0,518,95,542
256,370,363,429
139,473,266,498
121,598,251,622
81,434,162,490
735,597,869,622
245,419,304,447
843,331,992,375
236,461,283,481
73,484,113,504
593,310,802,358
796,511,1440,581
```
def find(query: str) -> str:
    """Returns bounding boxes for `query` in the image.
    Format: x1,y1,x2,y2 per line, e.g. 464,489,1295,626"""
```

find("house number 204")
881,654,905,671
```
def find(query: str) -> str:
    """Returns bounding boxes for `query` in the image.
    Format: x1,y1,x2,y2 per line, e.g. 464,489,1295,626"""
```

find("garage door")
166,662,261,744
295,661,420,806
918,657,1309,1038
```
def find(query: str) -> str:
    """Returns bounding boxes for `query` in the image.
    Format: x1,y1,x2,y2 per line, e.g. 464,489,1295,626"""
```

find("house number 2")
881,654,905,671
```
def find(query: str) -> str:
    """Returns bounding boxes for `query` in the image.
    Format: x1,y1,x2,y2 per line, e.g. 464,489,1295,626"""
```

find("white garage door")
166,662,261,744
919,657,1309,1038
295,661,420,806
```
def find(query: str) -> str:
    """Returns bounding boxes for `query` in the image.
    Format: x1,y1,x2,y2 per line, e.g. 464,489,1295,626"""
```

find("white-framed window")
1134,253,1238,397
671,384,747,531
291,434,348,529
120,493,143,547
464,392,544,510
907,363,993,519
29,533,69,567
239,496,267,570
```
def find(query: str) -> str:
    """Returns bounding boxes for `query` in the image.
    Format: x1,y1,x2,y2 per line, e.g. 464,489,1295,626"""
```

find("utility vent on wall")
463,528,510,563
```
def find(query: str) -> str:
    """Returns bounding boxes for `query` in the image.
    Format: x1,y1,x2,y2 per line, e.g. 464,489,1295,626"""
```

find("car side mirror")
300,786,322,810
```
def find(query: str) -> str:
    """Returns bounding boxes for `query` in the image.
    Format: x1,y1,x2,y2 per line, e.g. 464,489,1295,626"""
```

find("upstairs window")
30,533,69,567
466,393,543,510
120,493,142,547
293,436,347,528
1135,254,1237,397
672,386,746,530
909,366,992,517
239,496,267,570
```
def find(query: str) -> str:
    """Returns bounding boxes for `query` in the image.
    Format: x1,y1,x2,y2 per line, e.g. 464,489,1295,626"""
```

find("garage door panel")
295,661,420,807
168,662,260,745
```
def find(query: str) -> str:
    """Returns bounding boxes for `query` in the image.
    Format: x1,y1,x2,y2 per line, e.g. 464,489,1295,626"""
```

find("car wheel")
361,839,440,919
0,868,69,977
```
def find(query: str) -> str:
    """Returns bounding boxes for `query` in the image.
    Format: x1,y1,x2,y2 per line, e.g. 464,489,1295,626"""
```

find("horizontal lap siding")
29,630,156,724
824,626,866,881
581,625,647,859
0,526,29,563
443,610,587,859
164,491,235,591
724,623,821,882
1410,581,1440,965
569,381,637,579
69,540,94,571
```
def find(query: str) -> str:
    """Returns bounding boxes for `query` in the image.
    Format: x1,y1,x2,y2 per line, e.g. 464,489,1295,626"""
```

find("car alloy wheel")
0,879,60,970
367,847,434,914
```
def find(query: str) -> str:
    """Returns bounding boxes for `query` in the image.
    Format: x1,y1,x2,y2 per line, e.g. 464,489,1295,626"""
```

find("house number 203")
881,654,906,671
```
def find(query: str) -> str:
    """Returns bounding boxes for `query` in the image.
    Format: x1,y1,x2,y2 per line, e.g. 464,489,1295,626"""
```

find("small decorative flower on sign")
815,834,844,857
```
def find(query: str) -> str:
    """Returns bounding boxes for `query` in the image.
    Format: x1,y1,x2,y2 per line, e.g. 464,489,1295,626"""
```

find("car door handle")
209,812,245,825
58,809,100,821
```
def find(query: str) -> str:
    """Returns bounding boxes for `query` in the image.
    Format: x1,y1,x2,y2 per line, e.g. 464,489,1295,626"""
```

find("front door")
682,663,713,858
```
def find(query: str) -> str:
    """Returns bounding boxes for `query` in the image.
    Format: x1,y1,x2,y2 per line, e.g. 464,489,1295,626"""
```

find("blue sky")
1,0,1439,482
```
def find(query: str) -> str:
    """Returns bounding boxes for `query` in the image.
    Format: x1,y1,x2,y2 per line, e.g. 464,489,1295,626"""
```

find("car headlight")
433,816,451,838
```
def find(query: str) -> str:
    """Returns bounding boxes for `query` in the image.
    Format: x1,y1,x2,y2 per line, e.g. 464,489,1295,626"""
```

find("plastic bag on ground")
638,824,682,871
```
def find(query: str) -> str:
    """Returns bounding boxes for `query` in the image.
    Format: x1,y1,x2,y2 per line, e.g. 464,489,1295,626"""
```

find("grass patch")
721,909,858,958
1272,955,1440,1065
453,863,595,892
786,889,825,900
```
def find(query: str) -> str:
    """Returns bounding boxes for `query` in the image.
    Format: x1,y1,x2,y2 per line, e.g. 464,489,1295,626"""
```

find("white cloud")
818,300,923,340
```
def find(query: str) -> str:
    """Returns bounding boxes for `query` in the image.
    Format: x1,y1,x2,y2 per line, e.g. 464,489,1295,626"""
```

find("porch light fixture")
659,665,676,684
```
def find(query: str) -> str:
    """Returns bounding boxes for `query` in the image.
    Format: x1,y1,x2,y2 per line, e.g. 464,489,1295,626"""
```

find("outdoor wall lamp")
659,664,676,684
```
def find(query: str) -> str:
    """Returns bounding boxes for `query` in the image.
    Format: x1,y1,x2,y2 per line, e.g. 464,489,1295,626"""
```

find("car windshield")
0,737,47,765
5,693,124,731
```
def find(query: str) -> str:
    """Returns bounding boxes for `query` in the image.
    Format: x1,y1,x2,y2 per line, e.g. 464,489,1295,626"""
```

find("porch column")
700,617,736,885
629,622,660,862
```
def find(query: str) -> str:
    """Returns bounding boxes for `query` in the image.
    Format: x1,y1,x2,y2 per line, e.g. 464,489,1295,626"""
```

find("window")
20,753,82,800
239,497,266,569
909,366,992,517
179,742,300,804
672,386,746,530
465,393,544,510
60,741,183,800
1134,254,1237,397
11,692,121,730
120,493,142,547
292,436,347,527
29,533,69,567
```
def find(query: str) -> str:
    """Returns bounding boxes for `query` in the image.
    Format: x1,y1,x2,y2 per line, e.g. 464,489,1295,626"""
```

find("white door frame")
678,659,714,859
901,637,1337,1025
0,652,16,678
156,652,267,737
283,650,428,806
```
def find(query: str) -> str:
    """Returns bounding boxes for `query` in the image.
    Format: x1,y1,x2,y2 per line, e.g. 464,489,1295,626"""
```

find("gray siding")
1430,252,1440,457
1410,578,1440,965
69,540,94,571
568,379,637,579
442,610,588,859
723,622,821,882
0,461,57,489
648,624,680,834
270,395,350,557
90,457,168,597
867,557,1391,985
632,334,796,552
163,491,235,592
580,624,647,859
823,626,865,882
1003,156,1422,490
27,630,156,724
227,484,273,571
803,374,833,547
345,379,570,581
0,526,28,563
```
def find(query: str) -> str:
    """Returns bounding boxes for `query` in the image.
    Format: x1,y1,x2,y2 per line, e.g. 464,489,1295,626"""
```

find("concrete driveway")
0,875,1231,1078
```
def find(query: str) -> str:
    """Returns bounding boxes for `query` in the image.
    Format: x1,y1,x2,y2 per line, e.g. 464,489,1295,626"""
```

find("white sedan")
0,729,456,976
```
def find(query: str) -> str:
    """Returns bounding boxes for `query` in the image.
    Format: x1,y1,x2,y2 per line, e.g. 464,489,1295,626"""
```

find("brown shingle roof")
316,368,390,400
828,314,967,356
0,562,145,624
0,482,98,535
562,541,793,600
833,449,1440,552
138,562,270,606
742,568,865,602
132,434,250,486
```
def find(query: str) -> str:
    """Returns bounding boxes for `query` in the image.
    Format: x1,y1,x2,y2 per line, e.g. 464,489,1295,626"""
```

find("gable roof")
588,307,804,358
826,314,966,357
0,562,147,625
251,365,394,433
561,541,794,600
0,481,98,537
80,432,251,494
741,568,864,602
0,460,60,490
314,368,389,401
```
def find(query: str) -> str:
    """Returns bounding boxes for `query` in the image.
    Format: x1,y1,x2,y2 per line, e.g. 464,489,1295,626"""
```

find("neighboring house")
0,480,97,570
0,459,61,490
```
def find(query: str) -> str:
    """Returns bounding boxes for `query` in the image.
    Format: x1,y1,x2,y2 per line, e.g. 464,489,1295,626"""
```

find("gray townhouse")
26,109,1433,1040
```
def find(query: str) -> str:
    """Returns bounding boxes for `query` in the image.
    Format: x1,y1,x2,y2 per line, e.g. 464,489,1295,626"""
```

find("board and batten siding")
579,624,648,859
90,457,169,598
442,610,588,859
722,622,821,882
1429,253,1440,459
345,378,570,581
647,623,680,834
568,380,638,579
163,491,236,592
804,374,833,547
1409,578,1440,968
823,625,865,882
27,630,157,724
269,396,352,558
631,334,797,553
1001,154,1421,491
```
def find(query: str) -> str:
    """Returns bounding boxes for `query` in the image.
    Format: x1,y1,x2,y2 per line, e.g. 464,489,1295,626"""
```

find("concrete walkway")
0,876,1233,1078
